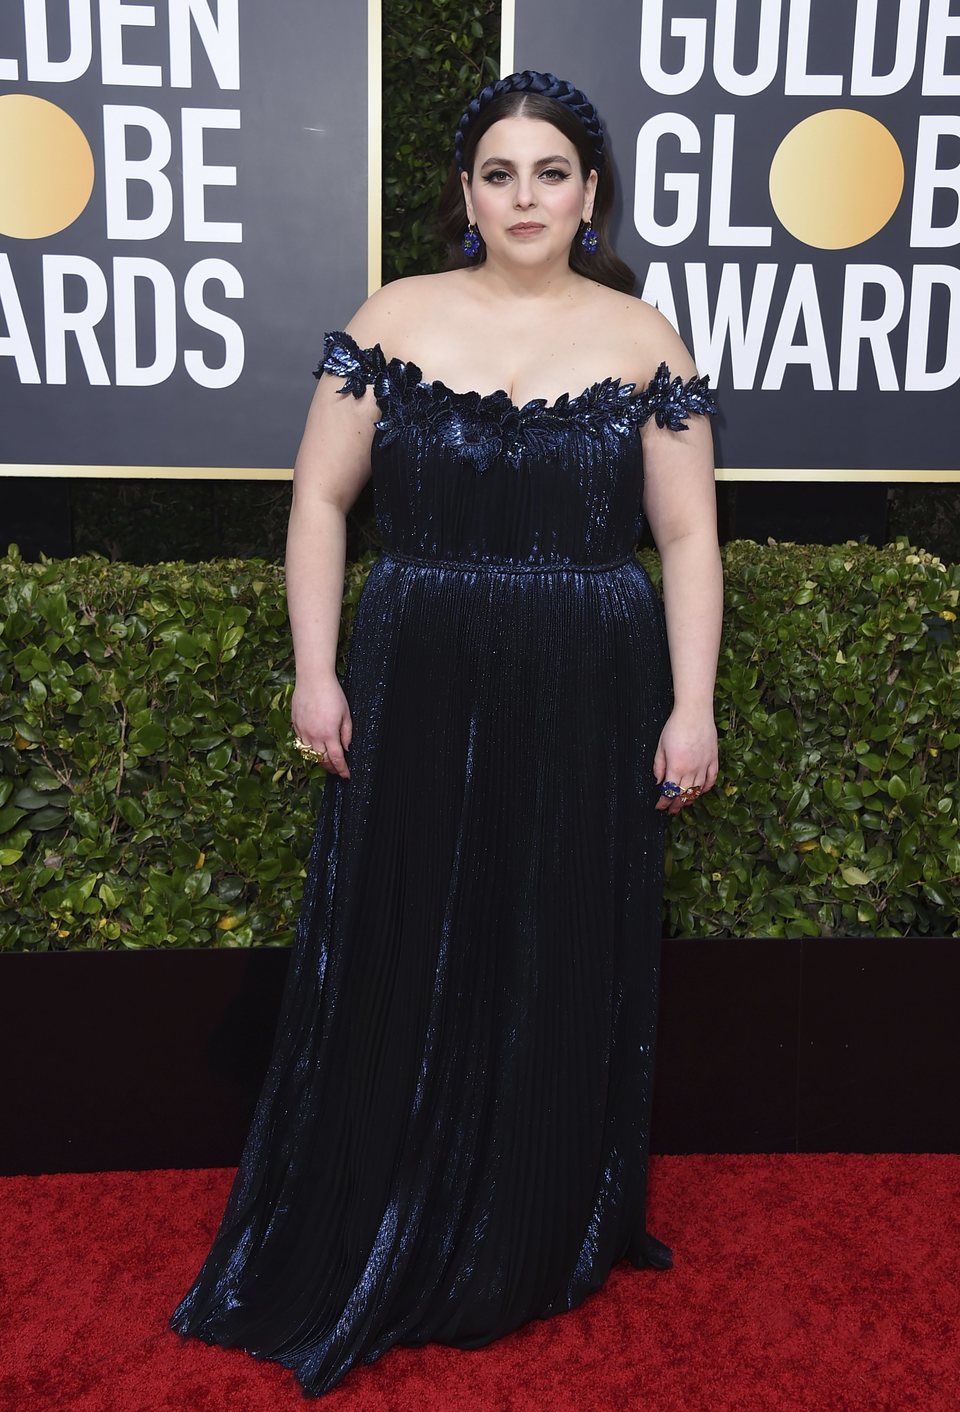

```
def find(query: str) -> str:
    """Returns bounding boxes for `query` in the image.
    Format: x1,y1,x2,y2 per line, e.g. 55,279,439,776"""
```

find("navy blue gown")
169,329,719,1396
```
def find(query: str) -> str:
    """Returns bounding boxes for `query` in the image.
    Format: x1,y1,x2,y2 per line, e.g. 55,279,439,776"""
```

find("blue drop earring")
580,218,599,254
462,223,481,257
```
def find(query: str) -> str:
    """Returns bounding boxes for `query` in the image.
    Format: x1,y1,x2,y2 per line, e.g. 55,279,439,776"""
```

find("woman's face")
461,115,597,265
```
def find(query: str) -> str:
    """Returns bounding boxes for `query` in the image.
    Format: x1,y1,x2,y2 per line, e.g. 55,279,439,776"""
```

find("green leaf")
129,722,166,754
858,752,885,771
28,766,65,791
206,744,232,771
115,796,146,827
184,869,212,899
13,786,55,809
840,867,873,886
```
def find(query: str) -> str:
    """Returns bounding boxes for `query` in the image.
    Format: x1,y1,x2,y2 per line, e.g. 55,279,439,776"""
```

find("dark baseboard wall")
652,937,959,1154
1,937,957,1175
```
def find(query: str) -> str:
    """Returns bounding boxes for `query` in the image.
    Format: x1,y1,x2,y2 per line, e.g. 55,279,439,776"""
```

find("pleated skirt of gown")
169,549,674,1396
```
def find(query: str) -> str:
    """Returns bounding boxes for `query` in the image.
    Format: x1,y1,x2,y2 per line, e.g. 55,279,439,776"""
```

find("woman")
169,71,722,1398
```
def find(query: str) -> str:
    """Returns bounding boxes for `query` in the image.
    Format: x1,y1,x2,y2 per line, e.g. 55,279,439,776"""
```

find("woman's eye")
481,169,570,183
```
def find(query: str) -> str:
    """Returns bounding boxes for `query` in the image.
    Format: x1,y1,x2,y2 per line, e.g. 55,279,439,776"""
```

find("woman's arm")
641,409,724,720
286,365,378,683
285,319,381,777
634,312,723,811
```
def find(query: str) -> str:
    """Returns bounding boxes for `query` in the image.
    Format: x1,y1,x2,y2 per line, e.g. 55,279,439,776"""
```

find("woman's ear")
582,168,599,223
460,171,475,226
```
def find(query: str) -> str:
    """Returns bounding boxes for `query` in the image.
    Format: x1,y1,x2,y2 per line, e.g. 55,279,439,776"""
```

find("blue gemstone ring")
659,779,704,806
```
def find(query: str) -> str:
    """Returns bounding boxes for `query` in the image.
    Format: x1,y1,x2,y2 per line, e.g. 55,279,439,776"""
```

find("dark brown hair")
436,90,637,294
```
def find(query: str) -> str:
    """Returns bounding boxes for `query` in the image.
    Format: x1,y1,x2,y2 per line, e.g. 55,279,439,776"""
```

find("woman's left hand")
653,707,719,815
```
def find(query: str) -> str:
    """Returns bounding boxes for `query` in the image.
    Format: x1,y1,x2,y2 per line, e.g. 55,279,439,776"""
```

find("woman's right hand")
291,674,353,779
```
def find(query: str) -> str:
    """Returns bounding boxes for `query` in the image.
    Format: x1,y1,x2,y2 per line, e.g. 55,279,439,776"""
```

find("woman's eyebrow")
478,154,572,169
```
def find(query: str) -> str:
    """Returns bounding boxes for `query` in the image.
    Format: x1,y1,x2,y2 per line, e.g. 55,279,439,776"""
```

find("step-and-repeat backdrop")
508,0,958,480
0,0,378,478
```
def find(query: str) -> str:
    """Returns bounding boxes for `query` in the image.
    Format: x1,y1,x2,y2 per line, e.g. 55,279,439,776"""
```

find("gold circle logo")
769,109,904,250
0,93,95,239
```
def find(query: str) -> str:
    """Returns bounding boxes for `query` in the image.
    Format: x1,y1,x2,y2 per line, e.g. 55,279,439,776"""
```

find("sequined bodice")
316,330,719,569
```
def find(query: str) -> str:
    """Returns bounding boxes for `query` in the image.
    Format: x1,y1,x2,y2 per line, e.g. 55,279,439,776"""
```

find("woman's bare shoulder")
339,273,467,354
595,293,698,385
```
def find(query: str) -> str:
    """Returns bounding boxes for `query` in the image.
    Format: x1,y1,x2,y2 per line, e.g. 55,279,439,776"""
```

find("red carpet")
2,1155,957,1410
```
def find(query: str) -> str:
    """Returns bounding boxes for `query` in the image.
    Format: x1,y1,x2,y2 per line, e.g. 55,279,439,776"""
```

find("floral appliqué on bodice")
315,329,719,472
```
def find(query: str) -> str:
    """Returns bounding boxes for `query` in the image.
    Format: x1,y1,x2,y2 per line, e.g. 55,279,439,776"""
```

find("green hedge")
1,538,957,949
0,545,367,952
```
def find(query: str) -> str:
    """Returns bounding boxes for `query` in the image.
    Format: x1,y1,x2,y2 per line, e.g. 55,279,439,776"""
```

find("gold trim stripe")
368,0,382,294
0,465,295,481
500,0,515,75
714,469,960,483
2,465,958,482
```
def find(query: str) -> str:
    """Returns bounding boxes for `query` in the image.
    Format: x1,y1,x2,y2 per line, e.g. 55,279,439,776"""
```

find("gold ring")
293,736,327,763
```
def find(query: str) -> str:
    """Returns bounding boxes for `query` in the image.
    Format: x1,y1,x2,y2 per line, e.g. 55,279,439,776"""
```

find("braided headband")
454,70,606,176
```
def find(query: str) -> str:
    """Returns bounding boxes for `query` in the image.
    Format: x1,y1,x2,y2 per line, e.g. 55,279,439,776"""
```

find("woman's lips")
509,223,544,235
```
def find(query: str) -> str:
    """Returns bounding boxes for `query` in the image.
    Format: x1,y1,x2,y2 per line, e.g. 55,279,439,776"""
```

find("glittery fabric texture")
168,329,720,1397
